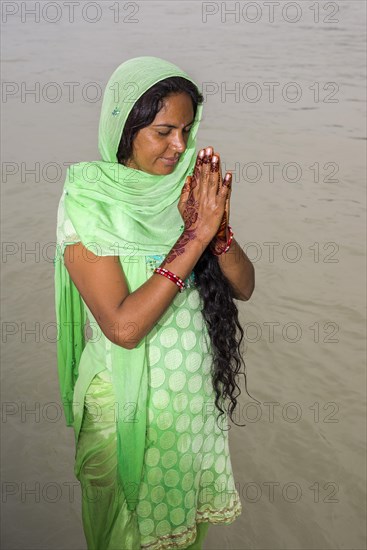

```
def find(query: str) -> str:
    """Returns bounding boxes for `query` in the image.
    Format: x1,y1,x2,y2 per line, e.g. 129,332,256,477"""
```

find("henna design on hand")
163,163,202,265
210,169,232,252
162,229,197,265
183,188,199,227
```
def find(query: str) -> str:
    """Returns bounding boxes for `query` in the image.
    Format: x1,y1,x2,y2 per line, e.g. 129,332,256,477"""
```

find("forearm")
114,232,206,349
216,237,255,301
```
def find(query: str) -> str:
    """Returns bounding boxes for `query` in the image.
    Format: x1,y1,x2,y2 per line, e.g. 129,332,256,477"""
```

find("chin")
155,166,176,176
144,159,177,176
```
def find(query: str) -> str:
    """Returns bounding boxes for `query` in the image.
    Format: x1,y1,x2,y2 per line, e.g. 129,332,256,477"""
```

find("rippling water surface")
1,1,366,549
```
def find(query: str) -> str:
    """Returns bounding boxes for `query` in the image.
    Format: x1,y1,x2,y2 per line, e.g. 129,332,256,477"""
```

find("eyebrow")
153,119,195,129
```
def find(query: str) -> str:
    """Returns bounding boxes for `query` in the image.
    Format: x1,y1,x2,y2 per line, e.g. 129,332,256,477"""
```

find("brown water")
1,1,366,549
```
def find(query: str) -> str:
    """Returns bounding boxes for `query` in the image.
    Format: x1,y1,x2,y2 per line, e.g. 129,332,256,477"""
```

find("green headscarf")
54,56,203,511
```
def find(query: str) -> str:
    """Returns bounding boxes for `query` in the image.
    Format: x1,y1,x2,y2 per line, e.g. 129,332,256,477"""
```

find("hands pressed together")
178,146,233,253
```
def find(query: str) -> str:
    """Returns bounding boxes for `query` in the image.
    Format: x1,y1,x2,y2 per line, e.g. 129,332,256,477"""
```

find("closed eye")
158,127,192,137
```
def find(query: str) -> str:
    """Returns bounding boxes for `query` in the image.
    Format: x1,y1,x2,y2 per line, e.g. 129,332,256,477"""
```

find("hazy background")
1,0,366,549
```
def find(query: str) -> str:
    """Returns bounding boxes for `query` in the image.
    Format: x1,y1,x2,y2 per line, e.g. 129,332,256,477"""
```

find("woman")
54,56,255,550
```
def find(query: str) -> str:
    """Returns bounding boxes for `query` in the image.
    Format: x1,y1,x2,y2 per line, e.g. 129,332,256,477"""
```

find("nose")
169,130,187,154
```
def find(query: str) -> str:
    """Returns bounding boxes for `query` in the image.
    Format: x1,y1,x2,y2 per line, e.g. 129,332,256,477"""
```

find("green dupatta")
54,56,203,511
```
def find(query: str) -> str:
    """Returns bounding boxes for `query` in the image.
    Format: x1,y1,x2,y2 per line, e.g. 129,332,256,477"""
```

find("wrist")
154,267,185,292
215,216,228,242
210,225,234,255
213,224,229,244
183,227,211,252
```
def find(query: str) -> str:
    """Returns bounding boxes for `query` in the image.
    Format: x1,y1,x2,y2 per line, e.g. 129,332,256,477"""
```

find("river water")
1,1,366,549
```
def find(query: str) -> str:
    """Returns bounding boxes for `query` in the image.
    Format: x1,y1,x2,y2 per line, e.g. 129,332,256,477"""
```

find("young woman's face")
126,92,195,175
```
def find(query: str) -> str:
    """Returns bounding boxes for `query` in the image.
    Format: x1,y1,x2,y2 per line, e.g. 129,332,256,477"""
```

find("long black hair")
117,76,259,429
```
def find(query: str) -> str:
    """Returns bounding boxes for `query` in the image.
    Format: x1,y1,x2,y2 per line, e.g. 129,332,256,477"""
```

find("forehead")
154,93,194,123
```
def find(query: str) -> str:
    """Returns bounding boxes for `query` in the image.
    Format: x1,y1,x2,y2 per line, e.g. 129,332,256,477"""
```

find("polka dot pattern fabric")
60,214,243,549
137,255,242,549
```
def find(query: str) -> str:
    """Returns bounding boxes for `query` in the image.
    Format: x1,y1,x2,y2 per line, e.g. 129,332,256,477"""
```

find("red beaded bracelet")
154,267,186,292
211,225,234,256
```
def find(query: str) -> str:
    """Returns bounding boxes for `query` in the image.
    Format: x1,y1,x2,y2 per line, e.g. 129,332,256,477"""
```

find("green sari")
54,56,242,549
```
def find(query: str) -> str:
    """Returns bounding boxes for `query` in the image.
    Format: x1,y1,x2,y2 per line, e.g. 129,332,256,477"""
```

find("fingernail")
203,148,213,164
224,173,232,186
210,155,219,173
196,149,205,166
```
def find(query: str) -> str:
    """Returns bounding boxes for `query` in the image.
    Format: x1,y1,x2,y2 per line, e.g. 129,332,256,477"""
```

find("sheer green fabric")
75,369,212,549
69,252,242,548
54,56,243,548
54,56,203,511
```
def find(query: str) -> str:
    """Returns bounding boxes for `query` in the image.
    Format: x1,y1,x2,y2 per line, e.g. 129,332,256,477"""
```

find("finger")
225,174,232,212
193,148,205,181
225,195,231,225
209,154,220,192
178,176,191,207
214,152,222,194
196,148,205,163
220,172,232,196
225,192,230,212
216,180,230,223
200,148,213,195
205,145,214,157
217,173,231,209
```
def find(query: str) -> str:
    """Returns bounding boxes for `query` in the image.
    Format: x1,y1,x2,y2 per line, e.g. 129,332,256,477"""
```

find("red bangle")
154,267,186,292
211,225,234,256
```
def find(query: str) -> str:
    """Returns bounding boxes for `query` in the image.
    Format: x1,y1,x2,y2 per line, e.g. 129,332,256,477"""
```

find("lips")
160,156,180,166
